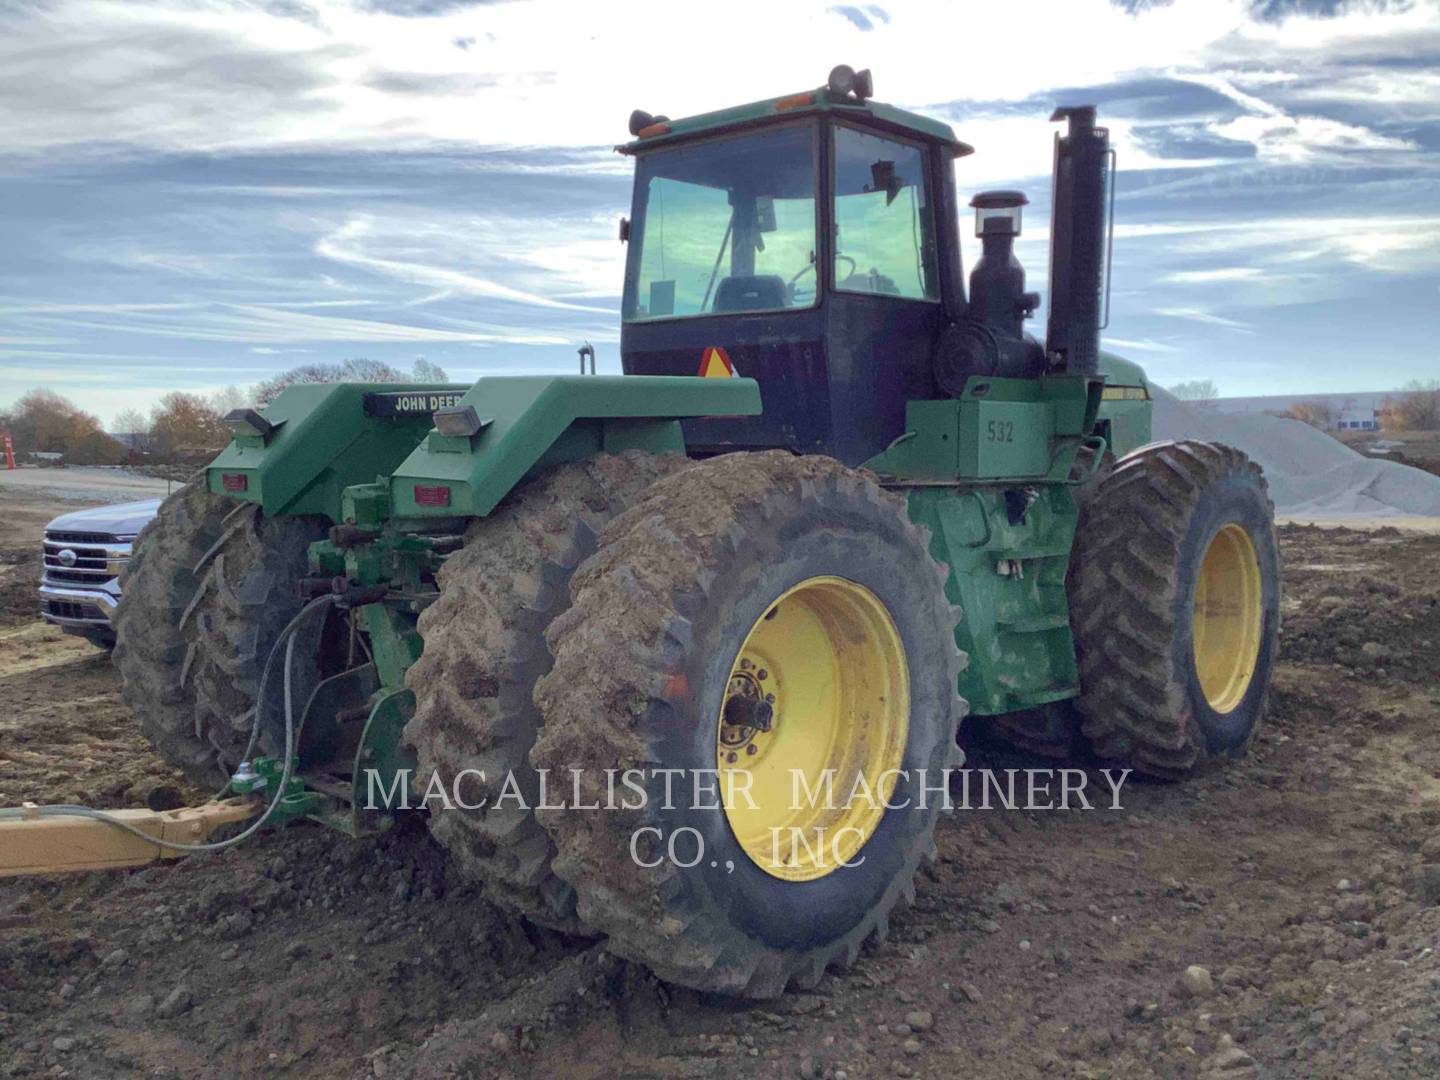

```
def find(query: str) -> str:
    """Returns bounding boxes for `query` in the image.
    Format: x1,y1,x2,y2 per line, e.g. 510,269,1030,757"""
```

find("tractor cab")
619,67,974,465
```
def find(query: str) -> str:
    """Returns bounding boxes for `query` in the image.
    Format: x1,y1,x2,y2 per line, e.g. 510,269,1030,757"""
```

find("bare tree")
412,357,450,383
1166,379,1219,401
111,408,149,436
252,358,448,406
1380,389,1440,432
111,408,155,455
208,385,251,415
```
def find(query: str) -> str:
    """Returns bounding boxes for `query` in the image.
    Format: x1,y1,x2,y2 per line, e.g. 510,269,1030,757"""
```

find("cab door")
822,122,947,465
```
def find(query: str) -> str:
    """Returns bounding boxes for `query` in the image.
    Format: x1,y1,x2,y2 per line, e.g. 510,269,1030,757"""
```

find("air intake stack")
968,190,1038,342
1044,106,1111,376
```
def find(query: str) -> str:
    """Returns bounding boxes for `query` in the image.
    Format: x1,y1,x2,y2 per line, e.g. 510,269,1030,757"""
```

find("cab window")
625,125,818,320
832,126,938,300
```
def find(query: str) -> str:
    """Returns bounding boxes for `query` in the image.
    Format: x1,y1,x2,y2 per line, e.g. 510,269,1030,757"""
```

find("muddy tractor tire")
532,452,966,997
1070,440,1281,779
113,482,326,790
403,452,689,933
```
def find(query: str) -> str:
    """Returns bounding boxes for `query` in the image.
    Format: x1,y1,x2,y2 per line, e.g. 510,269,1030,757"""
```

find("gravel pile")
1151,387,1440,517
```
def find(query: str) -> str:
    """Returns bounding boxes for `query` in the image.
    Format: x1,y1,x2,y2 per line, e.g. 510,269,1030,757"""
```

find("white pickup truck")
39,498,161,649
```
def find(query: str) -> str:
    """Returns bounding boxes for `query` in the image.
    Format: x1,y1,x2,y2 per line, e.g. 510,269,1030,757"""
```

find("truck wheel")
77,627,118,651
532,452,966,997
1070,440,1280,779
114,483,325,790
404,451,688,933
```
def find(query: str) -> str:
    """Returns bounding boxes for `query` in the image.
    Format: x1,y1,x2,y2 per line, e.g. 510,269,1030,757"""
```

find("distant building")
1199,392,1387,432
1336,403,1381,432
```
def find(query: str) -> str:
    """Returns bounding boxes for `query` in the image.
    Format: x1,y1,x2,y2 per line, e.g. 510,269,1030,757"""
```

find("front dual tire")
1070,439,1281,777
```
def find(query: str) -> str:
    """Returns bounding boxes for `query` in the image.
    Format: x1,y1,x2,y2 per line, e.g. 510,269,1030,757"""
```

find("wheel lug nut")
726,752,738,764
746,744,757,755
757,669,768,681
765,694,775,704
739,658,753,670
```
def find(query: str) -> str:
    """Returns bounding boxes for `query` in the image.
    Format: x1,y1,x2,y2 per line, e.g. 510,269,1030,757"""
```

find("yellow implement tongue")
0,798,259,877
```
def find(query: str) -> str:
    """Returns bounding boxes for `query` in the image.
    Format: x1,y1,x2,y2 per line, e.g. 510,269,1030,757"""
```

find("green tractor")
112,67,1281,997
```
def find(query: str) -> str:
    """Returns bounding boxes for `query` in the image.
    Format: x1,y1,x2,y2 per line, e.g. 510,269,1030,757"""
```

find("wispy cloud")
1154,307,1257,332
1100,336,1184,353
314,217,615,314
34,301,583,345
0,0,1436,414
1163,267,1271,284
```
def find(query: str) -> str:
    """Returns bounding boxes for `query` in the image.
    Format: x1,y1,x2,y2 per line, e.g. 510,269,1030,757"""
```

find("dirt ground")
1337,428,1440,479
2,489,1439,1079
0,466,173,505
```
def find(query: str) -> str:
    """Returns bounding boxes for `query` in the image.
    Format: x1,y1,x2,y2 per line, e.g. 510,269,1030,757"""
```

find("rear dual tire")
402,452,689,932
113,482,325,790
531,452,966,997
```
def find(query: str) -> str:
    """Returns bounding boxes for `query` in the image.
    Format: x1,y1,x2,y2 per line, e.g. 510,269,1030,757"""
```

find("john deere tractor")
106,67,1280,997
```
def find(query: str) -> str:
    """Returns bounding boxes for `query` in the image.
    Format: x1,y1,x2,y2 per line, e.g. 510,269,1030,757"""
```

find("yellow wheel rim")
1191,523,1263,714
716,576,908,882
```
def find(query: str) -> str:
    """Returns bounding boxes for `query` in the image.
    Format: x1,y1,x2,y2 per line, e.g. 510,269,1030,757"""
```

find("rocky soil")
2,491,1439,1079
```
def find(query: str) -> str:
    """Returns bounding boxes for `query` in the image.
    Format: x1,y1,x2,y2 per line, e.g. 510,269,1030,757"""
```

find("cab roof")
618,88,973,157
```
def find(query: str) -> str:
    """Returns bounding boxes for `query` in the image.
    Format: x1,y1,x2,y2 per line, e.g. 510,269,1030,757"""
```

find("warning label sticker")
698,347,737,378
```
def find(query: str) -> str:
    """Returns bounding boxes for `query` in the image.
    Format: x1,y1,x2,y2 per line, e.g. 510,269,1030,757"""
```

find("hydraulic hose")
0,595,337,854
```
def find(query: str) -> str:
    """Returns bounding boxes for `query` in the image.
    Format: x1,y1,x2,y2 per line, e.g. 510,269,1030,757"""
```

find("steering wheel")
788,255,857,300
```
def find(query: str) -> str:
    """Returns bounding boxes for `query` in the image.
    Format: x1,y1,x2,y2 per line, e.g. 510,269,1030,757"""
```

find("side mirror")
869,160,904,206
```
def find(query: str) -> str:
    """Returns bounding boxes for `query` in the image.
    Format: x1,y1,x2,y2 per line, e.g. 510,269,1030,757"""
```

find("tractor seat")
713,275,789,313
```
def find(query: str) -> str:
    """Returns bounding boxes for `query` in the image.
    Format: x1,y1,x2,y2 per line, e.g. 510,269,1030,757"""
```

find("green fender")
205,383,463,520
391,375,761,518
207,376,761,523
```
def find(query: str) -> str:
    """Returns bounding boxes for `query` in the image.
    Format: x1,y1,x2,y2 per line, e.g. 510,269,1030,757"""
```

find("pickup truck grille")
46,530,117,545
42,534,127,586
45,567,111,584
45,599,107,621
41,521,141,632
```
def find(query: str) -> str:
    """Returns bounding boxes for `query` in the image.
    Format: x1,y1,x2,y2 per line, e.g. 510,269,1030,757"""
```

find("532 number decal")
986,419,1015,443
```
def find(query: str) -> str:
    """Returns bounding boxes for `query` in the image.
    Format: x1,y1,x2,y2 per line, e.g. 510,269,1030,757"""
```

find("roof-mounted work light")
628,109,671,136
827,65,874,100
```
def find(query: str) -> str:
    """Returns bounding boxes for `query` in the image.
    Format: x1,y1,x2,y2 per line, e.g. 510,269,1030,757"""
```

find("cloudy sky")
0,0,1435,424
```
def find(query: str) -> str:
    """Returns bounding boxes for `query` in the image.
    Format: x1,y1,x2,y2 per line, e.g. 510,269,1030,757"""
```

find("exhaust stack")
1044,106,1111,376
